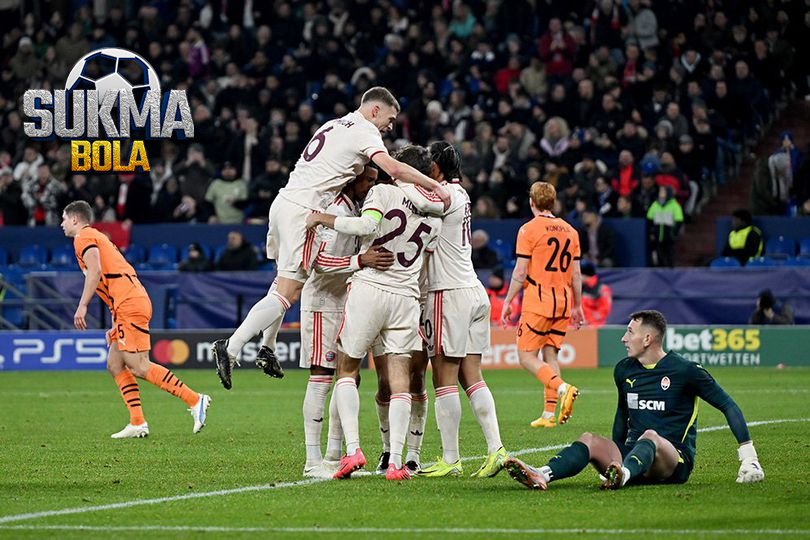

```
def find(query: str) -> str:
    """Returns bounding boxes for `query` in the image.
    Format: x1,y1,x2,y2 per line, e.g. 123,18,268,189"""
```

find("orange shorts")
108,296,153,353
516,312,568,351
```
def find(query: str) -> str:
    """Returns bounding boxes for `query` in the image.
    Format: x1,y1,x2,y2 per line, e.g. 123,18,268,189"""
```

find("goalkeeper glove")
736,441,764,483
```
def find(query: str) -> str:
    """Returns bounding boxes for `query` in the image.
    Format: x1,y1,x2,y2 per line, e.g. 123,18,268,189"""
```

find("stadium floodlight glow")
21,47,193,172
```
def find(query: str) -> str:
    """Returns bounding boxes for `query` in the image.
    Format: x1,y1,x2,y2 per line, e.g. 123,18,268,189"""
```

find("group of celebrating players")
63,86,765,490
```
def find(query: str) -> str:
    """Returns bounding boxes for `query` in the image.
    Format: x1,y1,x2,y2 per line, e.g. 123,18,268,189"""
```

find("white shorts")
267,196,317,282
337,281,422,359
299,310,341,370
424,285,491,358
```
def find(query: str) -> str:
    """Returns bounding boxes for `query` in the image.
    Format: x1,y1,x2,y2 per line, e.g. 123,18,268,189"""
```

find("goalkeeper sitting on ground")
505,310,765,490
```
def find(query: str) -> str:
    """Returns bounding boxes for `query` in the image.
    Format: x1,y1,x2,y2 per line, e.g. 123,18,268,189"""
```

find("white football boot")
111,423,149,439
190,394,212,433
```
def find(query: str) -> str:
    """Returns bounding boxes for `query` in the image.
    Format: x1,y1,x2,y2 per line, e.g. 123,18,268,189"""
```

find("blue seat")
799,238,810,258
148,244,178,265
492,239,514,265
0,247,8,266
764,235,795,259
50,245,77,269
125,244,146,265
746,256,782,267
18,245,48,267
784,256,810,267
709,257,741,268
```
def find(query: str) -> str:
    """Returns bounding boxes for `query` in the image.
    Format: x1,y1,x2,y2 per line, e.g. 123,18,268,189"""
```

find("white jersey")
426,182,479,291
353,184,442,299
301,193,361,312
278,111,388,210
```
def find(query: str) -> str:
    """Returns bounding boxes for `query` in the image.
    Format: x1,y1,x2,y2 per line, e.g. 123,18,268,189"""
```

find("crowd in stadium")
0,0,808,235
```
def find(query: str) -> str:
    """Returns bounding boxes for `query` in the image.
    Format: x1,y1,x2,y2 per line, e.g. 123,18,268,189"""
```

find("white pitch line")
0,417,807,526
0,525,809,536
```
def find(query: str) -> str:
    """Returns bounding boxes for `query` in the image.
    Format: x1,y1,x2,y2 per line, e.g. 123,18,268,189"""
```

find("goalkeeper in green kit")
505,310,765,490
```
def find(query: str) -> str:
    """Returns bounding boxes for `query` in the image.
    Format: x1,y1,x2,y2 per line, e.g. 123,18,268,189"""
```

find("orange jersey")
515,214,581,318
73,226,148,310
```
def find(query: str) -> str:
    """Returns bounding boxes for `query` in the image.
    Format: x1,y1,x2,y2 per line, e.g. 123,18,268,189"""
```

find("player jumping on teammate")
212,87,449,390
504,310,765,490
62,201,211,439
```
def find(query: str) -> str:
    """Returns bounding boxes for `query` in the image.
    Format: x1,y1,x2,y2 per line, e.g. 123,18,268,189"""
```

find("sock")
434,386,461,464
114,369,145,425
324,390,343,462
375,397,391,452
465,381,503,454
546,441,590,482
535,363,563,391
623,439,657,481
144,364,199,407
335,377,360,455
405,392,428,465
260,280,282,350
388,393,412,469
544,386,558,416
228,291,290,357
303,375,333,468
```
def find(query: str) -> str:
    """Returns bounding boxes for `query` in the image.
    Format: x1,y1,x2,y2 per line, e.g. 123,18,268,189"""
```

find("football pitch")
1,367,808,539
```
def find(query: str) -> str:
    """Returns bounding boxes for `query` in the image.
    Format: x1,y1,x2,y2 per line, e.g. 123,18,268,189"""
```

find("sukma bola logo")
22,47,193,172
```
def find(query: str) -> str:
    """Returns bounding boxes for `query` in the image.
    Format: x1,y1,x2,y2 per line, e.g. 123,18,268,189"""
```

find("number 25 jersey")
515,214,581,319
354,184,442,299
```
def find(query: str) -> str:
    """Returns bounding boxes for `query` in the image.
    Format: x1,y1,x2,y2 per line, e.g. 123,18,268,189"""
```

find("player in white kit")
417,142,508,479
305,145,442,481
298,166,395,478
212,87,449,389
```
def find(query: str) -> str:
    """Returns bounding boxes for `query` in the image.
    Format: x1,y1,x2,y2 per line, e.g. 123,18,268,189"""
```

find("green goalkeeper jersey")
612,351,748,462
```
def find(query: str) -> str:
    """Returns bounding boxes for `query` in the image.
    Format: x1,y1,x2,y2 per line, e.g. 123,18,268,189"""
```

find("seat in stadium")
784,256,810,267
799,237,810,258
745,256,781,267
492,239,514,265
709,257,741,268
0,246,8,267
49,244,77,269
148,244,178,268
17,245,48,267
124,244,146,265
764,235,795,259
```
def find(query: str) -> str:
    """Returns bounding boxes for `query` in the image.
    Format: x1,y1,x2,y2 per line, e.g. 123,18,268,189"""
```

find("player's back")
354,184,441,298
73,226,148,308
426,183,478,291
279,111,387,211
517,214,581,318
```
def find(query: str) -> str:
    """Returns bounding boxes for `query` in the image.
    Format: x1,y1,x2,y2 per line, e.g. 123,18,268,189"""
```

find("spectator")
594,176,619,217
646,186,683,267
216,231,258,271
0,166,27,225
721,209,762,266
12,147,43,185
173,143,215,219
578,209,616,268
205,161,247,224
580,261,613,328
21,163,66,226
539,117,570,161
178,242,214,272
485,267,520,328
610,150,640,198
749,289,794,325
538,18,576,82
751,152,792,215
471,229,500,269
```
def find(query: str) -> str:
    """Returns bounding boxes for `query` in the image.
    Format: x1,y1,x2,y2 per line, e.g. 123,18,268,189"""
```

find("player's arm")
688,363,765,483
306,209,381,237
500,256,529,328
372,152,450,210
74,246,101,330
396,182,447,216
570,260,584,328
611,366,629,447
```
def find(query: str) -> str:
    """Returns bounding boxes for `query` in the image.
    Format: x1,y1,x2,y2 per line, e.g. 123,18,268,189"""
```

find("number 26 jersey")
515,214,581,319
353,184,442,299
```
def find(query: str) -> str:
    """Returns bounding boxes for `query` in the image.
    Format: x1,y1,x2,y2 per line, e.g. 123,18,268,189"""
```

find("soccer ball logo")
65,48,161,107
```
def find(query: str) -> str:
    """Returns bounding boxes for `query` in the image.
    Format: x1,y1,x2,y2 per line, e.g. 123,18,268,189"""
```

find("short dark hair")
63,200,93,224
428,141,461,181
393,145,432,176
361,86,400,112
758,289,775,309
629,310,667,342
732,208,752,225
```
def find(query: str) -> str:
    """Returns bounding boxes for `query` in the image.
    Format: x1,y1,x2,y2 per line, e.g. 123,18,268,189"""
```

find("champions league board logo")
22,48,193,172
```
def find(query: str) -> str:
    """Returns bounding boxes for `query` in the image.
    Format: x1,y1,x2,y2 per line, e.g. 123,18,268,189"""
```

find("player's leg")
374,353,391,472
419,352,463,477
300,310,333,475
107,340,148,438
256,279,285,379
385,353,414,480
459,355,507,478
603,429,680,489
505,432,622,490
333,352,365,478
405,348,429,472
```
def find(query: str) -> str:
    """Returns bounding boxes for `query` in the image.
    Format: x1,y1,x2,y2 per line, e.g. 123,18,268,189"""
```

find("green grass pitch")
1,367,809,539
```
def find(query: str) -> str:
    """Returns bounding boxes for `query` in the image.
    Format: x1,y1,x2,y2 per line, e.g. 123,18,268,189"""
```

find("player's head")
359,87,400,133
393,144,432,177
346,165,378,202
623,310,667,357
61,200,93,237
428,141,461,182
529,181,556,213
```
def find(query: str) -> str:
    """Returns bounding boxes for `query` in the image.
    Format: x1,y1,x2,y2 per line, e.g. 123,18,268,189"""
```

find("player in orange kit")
61,200,211,439
500,182,584,428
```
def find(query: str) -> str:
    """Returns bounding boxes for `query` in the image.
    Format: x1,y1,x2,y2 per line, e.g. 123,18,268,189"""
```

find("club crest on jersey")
661,376,671,391
326,351,336,363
